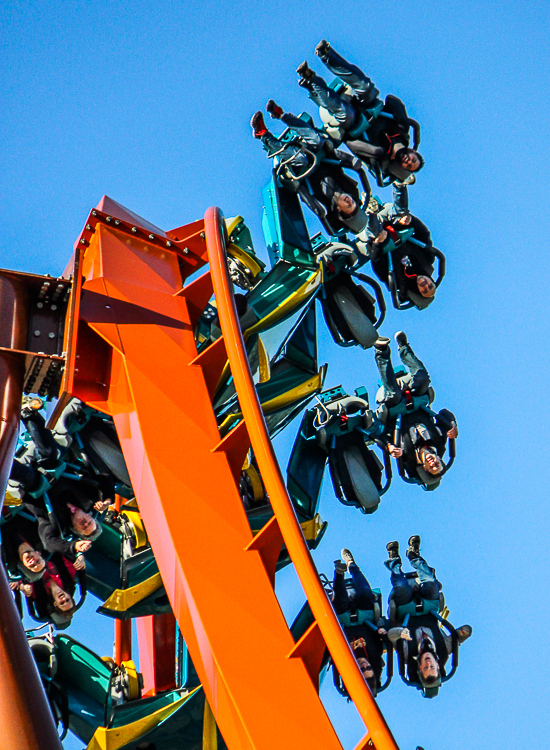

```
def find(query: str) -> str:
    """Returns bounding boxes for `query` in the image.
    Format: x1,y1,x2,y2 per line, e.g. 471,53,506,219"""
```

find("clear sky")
2,1,550,748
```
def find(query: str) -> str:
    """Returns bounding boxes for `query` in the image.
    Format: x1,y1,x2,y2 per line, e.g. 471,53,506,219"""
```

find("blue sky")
2,1,550,748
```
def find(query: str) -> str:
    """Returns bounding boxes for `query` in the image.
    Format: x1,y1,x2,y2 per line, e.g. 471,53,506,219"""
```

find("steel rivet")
92,210,97,216
106,216,112,222
149,234,155,240
115,219,120,225
48,333,55,339
166,241,172,248
132,227,138,233
51,304,57,311
200,232,205,239
37,302,43,308
80,238,86,244
182,248,189,254
34,330,41,337
86,224,92,231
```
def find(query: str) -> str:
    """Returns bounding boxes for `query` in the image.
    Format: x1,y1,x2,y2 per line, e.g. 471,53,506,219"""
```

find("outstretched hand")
378,628,387,636
75,540,92,553
400,628,412,641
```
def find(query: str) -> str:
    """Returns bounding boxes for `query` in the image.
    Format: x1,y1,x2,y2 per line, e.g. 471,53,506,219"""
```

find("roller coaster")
0,41,467,750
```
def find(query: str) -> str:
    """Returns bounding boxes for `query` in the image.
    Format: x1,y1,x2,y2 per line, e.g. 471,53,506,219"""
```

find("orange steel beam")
69,203,346,750
115,619,132,665
205,208,400,750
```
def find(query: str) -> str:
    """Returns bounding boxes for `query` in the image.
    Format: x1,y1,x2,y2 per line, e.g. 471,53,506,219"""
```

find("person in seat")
385,537,472,695
373,332,457,487
365,183,439,305
297,41,423,184
251,104,370,236
331,548,387,695
15,551,81,627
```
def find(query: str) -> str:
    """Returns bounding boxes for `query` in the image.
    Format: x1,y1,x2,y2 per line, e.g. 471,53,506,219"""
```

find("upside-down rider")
251,103,372,236
332,548,387,696
297,40,423,185
373,332,457,487
366,182,438,305
385,536,472,695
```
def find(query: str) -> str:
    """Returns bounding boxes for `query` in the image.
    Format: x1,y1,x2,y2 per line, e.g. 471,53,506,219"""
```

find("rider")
297,41,423,184
385,537,472,695
366,183,438,304
331,548,387,695
251,104,371,235
373,332,457,486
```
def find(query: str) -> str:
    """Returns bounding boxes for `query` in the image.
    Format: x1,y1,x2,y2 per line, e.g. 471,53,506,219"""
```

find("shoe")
250,111,268,138
296,61,315,80
394,331,408,348
341,548,355,568
266,99,284,119
406,535,421,560
315,39,330,58
386,541,400,560
334,559,347,575
373,336,390,350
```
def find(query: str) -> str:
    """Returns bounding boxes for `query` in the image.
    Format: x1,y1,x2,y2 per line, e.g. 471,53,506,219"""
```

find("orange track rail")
66,198,400,750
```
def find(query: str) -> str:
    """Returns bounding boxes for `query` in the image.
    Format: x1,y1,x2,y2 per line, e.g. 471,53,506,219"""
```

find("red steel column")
0,273,63,750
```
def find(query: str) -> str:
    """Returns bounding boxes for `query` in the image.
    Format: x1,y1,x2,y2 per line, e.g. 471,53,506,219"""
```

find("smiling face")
417,275,436,298
335,192,357,217
420,448,444,476
399,150,422,172
49,581,74,612
18,543,46,573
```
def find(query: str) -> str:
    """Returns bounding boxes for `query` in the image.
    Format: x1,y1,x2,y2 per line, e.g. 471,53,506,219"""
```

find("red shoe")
250,111,268,138
266,99,284,119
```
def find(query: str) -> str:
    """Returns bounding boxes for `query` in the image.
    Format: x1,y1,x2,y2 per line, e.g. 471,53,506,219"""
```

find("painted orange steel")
205,208,399,750
60,197,401,750
71,205,345,750
0,273,63,750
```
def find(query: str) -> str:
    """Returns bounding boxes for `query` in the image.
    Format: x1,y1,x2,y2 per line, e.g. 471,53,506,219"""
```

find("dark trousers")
318,45,380,108
333,563,375,615
374,343,430,407
385,557,441,606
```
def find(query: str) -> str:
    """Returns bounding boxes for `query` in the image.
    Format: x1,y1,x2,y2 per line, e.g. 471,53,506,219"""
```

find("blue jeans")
317,45,380,108
303,74,356,127
375,344,430,407
333,563,375,615
385,557,441,606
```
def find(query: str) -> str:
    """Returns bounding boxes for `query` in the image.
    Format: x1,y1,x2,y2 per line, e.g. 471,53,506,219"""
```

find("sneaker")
406,534,421,560
386,541,400,560
334,559,347,575
266,99,284,119
373,336,390,350
341,548,355,568
394,331,408,348
296,61,315,80
315,39,330,58
250,111,268,138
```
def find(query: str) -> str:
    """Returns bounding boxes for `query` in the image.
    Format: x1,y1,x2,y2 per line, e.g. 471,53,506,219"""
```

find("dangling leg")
315,41,380,107
332,561,351,615
406,536,442,600
374,344,402,407
297,63,355,127
394,333,430,396
385,544,415,608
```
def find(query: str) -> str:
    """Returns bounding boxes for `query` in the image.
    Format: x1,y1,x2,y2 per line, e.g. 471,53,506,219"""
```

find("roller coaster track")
53,199,401,750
